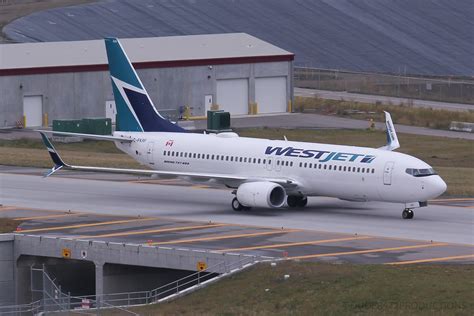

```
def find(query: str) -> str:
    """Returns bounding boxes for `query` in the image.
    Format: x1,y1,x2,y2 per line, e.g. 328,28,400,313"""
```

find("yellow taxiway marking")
286,242,447,260
79,223,228,238
13,213,83,221
0,206,20,212
385,254,474,265
218,236,373,252
17,217,158,233
149,229,301,246
430,198,474,202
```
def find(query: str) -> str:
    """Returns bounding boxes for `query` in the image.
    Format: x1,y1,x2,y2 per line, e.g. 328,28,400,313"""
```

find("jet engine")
236,182,286,208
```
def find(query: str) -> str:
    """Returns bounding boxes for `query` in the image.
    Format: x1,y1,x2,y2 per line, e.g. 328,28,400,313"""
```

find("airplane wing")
39,132,300,190
36,130,133,142
378,111,400,151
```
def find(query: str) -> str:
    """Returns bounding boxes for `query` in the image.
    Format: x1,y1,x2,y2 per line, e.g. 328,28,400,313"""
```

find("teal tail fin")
104,38,185,133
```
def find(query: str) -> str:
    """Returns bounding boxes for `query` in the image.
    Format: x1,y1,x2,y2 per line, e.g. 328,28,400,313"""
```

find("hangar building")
0,33,294,128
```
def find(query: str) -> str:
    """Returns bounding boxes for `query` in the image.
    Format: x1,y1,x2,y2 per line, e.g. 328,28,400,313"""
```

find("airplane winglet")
378,111,400,151
39,132,69,177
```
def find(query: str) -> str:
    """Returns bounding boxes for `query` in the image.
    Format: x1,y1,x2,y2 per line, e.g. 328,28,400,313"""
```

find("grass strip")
294,96,474,130
128,261,473,316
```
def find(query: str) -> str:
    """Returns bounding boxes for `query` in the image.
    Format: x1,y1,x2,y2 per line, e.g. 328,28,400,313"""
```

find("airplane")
38,37,447,220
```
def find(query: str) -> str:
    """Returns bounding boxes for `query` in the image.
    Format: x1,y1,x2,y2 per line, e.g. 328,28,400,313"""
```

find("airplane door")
383,162,394,185
275,158,282,172
266,158,273,171
147,142,154,165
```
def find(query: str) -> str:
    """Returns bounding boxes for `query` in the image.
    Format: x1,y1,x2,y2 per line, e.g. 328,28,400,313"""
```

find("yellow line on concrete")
13,213,82,221
149,229,301,246
79,223,228,238
191,185,211,189
430,198,474,202
0,206,20,212
18,217,158,233
385,254,474,265
286,242,447,260
218,236,373,252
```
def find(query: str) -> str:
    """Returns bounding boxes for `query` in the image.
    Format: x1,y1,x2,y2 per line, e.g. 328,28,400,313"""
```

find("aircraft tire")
232,197,244,211
402,209,414,219
287,195,299,208
297,197,308,208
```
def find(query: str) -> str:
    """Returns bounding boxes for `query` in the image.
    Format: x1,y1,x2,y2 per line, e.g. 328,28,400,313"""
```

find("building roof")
0,33,293,76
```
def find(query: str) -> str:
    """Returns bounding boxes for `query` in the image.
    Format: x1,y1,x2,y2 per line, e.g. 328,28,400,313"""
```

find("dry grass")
0,217,21,233
128,261,474,316
294,96,474,130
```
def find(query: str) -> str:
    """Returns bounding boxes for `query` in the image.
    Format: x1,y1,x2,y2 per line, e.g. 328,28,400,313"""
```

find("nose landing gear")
402,208,414,219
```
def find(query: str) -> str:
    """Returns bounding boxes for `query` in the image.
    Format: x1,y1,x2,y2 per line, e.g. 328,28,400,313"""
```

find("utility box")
207,110,231,132
82,118,112,135
52,119,83,133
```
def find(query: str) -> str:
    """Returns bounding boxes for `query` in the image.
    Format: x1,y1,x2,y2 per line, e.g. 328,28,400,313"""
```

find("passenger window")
258,159,261,164
343,166,347,171
299,162,302,167
324,164,327,170
263,159,266,164
372,169,375,173
328,165,331,170
290,162,293,167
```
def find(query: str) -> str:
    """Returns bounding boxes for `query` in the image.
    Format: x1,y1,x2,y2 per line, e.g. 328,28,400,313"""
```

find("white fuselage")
114,131,446,204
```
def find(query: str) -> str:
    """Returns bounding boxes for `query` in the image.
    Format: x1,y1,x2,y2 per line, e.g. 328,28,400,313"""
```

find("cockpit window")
406,168,437,177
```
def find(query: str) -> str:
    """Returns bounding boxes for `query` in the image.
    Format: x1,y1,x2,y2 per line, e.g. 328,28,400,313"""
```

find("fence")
294,67,474,105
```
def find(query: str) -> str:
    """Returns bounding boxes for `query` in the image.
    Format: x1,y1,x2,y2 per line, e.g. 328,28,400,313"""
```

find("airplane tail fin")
104,37,186,133
378,111,400,151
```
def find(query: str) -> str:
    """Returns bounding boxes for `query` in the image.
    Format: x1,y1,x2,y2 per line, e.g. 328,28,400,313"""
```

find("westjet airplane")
39,38,447,219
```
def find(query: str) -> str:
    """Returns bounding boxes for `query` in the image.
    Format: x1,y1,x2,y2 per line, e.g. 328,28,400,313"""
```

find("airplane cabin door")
383,161,394,185
275,158,282,172
266,158,273,171
147,142,155,165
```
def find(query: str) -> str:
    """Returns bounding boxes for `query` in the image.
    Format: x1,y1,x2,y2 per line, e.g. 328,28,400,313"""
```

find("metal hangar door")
216,79,248,115
23,95,43,127
255,77,287,113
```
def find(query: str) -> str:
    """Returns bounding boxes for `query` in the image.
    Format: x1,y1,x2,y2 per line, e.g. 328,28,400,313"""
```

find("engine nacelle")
236,182,286,208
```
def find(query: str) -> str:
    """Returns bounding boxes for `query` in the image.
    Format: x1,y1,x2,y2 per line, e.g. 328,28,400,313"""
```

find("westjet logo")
265,146,376,163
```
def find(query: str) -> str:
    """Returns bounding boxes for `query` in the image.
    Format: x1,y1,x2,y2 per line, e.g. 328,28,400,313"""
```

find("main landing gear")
287,195,308,208
402,208,414,219
231,197,251,211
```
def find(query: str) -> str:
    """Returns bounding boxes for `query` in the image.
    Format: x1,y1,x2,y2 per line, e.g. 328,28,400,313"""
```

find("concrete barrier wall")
0,234,15,306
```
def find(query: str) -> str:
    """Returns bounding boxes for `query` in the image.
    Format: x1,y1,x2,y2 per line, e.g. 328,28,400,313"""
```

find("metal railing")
0,256,260,314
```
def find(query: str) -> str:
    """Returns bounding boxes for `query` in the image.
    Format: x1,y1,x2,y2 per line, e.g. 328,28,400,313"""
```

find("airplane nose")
432,176,447,197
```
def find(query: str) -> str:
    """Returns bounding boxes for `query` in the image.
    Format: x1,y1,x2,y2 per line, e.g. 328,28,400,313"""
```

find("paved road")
295,88,474,112
1,172,472,245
